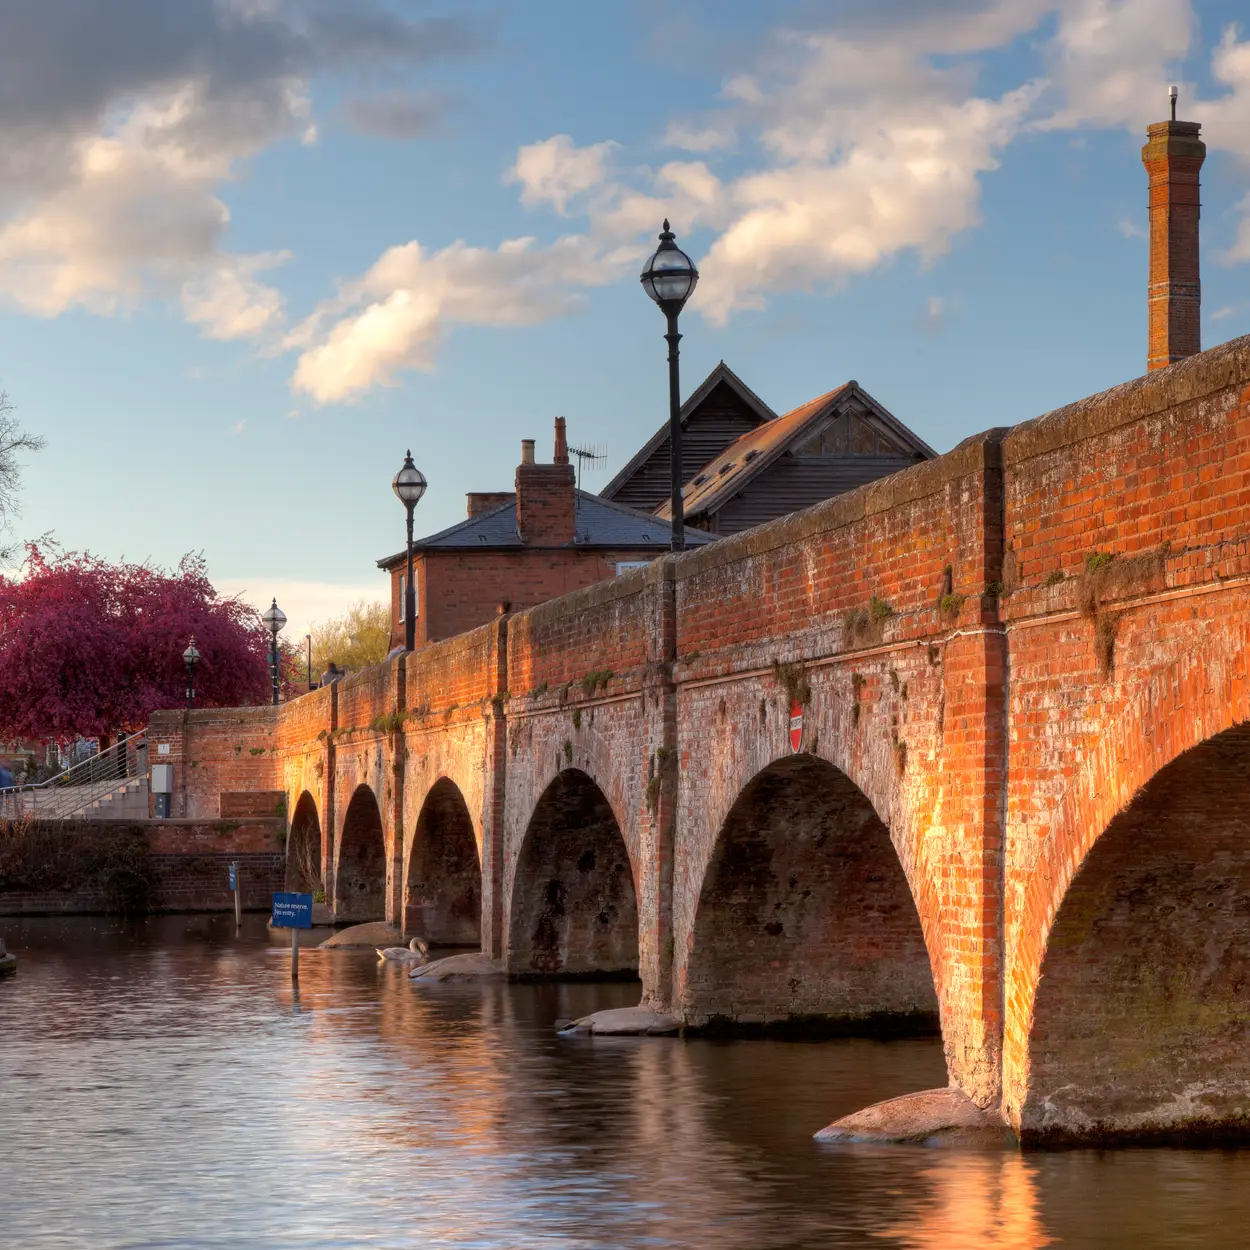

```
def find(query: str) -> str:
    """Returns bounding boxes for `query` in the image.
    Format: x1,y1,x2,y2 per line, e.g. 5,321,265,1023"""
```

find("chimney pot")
521,439,535,466
554,416,569,465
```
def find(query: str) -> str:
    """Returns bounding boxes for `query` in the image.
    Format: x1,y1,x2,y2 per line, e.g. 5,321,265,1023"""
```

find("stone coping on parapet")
668,428,1007,584
149,706,279,728
1002,331,1250,466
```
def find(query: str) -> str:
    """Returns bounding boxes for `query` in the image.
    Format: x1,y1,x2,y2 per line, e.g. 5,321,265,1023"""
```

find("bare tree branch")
0,390,46,560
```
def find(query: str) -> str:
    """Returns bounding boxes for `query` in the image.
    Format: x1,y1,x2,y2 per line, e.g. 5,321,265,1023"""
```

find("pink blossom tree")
0,545,274,741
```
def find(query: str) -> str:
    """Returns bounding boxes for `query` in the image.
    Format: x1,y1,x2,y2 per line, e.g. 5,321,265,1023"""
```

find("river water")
2,917,1249,1249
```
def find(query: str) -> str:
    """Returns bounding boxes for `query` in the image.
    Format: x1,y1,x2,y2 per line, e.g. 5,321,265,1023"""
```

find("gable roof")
377,490,713,567
655,381,936,522
599,361,776,502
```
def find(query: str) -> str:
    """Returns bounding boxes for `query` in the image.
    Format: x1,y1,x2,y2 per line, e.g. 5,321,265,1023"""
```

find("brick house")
602,364,934,537
378,418,713,649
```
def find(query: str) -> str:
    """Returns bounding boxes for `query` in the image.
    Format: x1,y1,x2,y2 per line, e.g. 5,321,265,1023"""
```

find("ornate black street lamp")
640,219,699,552
262,598,286,706
392,450,427,652
183,636,200,709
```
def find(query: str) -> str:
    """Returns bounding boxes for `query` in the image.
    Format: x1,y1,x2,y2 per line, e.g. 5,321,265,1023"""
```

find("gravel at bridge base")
557,1006,680,1036
408,952,506,981
815,1087,1013,1147
318,922,402,949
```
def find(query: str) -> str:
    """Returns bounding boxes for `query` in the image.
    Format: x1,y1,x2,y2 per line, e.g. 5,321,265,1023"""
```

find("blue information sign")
272,892,314,929
228,862,237,890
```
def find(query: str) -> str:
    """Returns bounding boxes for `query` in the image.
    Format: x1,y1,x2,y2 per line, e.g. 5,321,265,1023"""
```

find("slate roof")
599,361,776,502
655,381,936,522
377,490,713,567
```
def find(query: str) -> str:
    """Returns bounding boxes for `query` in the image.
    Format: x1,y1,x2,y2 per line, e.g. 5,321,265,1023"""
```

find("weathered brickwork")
153,333,1250,1144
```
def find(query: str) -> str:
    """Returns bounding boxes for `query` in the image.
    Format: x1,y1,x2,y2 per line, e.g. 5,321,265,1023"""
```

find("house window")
398,571,418,621
616,561,651,576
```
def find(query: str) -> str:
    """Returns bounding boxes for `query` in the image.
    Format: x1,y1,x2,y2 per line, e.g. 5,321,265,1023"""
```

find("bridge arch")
286,790,323,892
507,767,639,979
1005,629,1250,1141
335,784,387,923
680,753,938,1032
405,777,481,946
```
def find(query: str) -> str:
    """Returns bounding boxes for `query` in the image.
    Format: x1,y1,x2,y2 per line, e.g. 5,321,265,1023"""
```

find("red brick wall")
515,462,575,544
1022,722,1250,1143
681,754,937,1032
149,707,279,820
387,549,667,650
999,338,1250,1132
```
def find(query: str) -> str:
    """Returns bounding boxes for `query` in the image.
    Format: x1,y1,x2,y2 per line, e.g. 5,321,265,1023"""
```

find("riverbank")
0,818,284,916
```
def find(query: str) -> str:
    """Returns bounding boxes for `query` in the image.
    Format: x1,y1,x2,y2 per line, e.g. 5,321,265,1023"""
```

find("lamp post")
261,598,286,706
392,450,427,652
305,634,313,691
183,637,200,709
640,219,699,553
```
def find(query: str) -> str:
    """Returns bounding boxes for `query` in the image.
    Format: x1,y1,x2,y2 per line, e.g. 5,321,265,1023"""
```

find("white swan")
375,946,423,963
375,936,430,964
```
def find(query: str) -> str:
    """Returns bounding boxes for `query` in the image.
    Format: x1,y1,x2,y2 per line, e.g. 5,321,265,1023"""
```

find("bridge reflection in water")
4,916,1250,1249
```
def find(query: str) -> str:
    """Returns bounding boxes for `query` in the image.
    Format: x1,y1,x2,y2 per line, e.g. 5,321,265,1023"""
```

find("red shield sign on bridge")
789,701,803,753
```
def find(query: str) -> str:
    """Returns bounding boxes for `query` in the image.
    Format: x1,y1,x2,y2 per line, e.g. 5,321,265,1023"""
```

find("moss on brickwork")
772,660,811,707
581,669,613,696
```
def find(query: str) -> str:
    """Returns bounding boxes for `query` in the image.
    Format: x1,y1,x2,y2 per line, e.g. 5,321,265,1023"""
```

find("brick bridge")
151,337,1250,1145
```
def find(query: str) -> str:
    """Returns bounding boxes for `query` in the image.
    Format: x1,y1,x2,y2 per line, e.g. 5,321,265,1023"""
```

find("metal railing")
0,731,148,821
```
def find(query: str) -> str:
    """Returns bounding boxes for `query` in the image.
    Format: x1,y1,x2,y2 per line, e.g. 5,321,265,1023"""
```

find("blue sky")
2,0,1249,635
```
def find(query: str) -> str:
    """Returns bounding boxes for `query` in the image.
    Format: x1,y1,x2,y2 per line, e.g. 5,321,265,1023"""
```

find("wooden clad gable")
672,384,935,538
600,364,775,514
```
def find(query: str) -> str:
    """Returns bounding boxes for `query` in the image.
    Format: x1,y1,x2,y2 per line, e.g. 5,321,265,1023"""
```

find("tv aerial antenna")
569,442,608,492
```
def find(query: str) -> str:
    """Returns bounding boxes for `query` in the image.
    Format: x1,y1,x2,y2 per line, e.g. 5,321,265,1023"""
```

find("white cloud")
181,251,290,342
663,120,737,152
1117,218,1147,239
0,77,307,328
1034,0,1194,132
288,234,630,403
508,135,619,215
232,419,247,435
675,25,1043,322
0,0,482,337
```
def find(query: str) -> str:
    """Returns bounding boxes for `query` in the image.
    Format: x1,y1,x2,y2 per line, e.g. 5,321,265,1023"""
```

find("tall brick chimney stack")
515,418,575,545
1142,87,1205,371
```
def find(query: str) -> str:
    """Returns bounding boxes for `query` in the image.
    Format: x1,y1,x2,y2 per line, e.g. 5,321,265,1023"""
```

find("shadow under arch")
681,753,938,1035
1020,720,1250,1145
406,777,481,946
335,784,387,922
508,768,639,980
286,790,322,892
